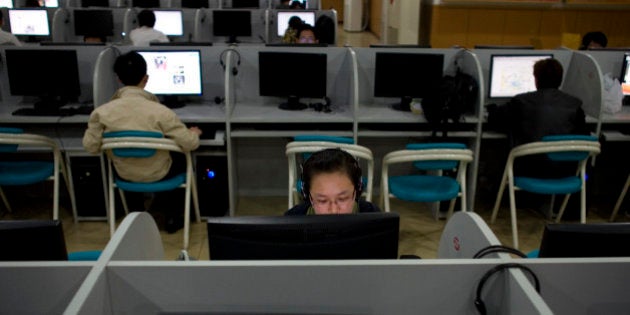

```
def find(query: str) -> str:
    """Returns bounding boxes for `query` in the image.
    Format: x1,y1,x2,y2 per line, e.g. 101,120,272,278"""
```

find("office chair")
100,131,200,252
0,127,75,221
286,139,373,208
490,135,600,249
380,143,473,219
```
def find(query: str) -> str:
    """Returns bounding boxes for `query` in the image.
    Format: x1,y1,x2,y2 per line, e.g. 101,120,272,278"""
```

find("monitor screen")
374,52,444,111
8,9,50,36
136,50,203,96
0,0,13,8
132,0,159,7
276,11,315,37
488,54,553,98
538,223,630,258
43,0,58,7
212,10,251,43
81,0,109,7
181,0,207,7
0,220,68,261
259,51,327,110
620,53,630,96
74,10,114,37
153,10,183,36
231,0,258,8
207,213,400,260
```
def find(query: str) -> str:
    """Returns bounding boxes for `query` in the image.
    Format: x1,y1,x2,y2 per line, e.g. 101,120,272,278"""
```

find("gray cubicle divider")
93,46,119,107
0,262,94,314
169,0,220,7
563,52,604,138
438,211,502,259
122,7,200,43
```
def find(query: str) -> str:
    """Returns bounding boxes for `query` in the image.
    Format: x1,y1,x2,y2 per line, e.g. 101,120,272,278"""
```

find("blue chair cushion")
115,173,186,193
514,176,582,195
294,135,354,144
542,135,598,161
0,127,24,153
407,143,467,170
68,250,102,261
389,175,460,202
103,131,163,158
0,161,54,185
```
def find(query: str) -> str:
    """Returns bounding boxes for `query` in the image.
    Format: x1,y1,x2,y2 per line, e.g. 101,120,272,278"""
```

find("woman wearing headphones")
285,148,381,215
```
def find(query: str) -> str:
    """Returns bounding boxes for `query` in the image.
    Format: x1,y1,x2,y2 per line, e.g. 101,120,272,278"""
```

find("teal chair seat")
68,250,102,261
514,176,582,195
0,161,54,185
115,173,187,193
389,175,461,202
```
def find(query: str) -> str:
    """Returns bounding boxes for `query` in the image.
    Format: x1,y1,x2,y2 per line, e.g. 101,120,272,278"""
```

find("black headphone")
308,96,332,113
300,148,363,203
219,48,241,76
474,263,541,315
473,245,527,259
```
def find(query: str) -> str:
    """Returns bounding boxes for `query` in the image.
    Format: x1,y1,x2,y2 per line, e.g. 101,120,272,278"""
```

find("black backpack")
422,71,478,137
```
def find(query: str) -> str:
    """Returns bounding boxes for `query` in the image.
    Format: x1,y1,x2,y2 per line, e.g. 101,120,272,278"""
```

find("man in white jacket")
129,10,169,46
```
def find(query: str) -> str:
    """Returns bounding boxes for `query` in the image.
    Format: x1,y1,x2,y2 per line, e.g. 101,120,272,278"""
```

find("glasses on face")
309,191,355,213
298,36,315,43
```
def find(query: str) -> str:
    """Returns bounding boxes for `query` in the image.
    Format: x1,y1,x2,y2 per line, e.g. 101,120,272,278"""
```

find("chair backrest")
0,127,25,153
406,142,467,170
103,130,163,158
293,135,354,160
509,136,601,163
542,135,599,161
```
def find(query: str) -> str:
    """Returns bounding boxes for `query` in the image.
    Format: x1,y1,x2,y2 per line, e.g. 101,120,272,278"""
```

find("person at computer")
0,11,22,46
282,16,303,43
487,58,587,178
276,0,291,8
297,23,318,44
579,31,608,50
82,51,202,232
129,9,169,46
285,148,381,215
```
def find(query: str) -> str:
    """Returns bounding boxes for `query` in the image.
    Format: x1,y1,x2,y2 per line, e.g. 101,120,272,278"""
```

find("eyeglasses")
309,192,355,212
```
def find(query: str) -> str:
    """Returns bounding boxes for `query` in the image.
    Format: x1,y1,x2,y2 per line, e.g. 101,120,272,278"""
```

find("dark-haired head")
534,58,563,90
580,31,608,50
297,23,318,44
137,9,156,28
113,51,147,86
288,16,303,29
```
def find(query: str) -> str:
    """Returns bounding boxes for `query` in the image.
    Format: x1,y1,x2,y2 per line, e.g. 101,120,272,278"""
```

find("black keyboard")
623,95,630,106
12,106,93,117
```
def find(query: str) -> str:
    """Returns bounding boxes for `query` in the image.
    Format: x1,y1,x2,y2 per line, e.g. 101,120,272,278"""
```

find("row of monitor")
5,49,630,114
2,215,630,261
0,0,294,8
5,8,315,41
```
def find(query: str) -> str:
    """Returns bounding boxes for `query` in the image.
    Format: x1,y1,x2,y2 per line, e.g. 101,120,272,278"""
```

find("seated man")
129,10,169,46
296,23,318,44
83,51,202,232
285,148,380,215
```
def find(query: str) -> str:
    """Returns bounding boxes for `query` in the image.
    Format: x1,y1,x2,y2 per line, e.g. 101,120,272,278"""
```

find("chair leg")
446,198,457,220
555,194,572,223
108,180,116,238
118,190,129,215
610,174,630,222
0,187,12,213
491,168,508,224
62,155,79,224
191,176,201,223
508,179,519,249
183,185,191,251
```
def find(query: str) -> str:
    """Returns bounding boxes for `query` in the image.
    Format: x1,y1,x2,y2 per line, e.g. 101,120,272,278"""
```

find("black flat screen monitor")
136,50,203,108
212,10,251,43
132,0,159,7
74,10,114,37
81,0,109,7
181,0,208,7
207,213,400,260
230,0,258,8
374,52,444,111
620,53,630,96
0,220,68,261
6,49,81,114
276,11,315,37
258,51,327,110
538,223,630,258
488,54,553,98
0,0,13,8
153,10,183,36
8,9,50,36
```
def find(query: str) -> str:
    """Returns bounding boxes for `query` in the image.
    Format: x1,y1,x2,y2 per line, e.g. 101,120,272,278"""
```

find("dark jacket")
285,200,381,215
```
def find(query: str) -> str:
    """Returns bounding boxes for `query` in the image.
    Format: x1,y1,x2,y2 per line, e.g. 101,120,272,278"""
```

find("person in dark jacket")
285,148,380,215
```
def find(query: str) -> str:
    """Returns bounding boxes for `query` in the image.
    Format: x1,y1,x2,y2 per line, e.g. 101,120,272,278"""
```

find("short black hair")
297,23,318,39
137,9,156,28
288,16,303,29
301,148,362,201
113,51,147,86
580,31,608,50
533,58,563,89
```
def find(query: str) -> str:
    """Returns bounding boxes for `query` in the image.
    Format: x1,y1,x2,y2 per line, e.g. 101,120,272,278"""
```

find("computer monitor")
207,213,400,260
488,54,553,98
81,0,109,7
212,10,251,43
258,51,327,110
0,0,13,8
230,0,258,8
181,0,208,8
153,10,183,36
5,49,81,114
619,53,630,96
136,50,203,108
538,223,630,258
373,52,444,111
43,0,58,7
0,220,68,261
276,11,315,36
132,0,159,7
73,10,114,37
8,9,50,36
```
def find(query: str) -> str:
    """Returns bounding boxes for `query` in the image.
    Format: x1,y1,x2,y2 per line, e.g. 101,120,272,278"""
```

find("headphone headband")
474,263,540,315
219,48,241,76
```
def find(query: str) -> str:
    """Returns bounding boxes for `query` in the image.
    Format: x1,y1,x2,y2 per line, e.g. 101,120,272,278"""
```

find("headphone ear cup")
232,66,238,76
474,299,487,315
300,181,308,202
356,177,363,200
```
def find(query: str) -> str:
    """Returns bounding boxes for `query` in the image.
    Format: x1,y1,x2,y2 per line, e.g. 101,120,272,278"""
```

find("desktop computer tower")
195,153,229,217
69,156,107,220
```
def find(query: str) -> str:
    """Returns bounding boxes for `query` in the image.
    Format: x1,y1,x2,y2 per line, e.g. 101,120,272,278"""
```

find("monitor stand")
160,95,186,109
226,36,241,44
279,96,308,111
391,96,412,112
